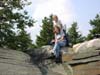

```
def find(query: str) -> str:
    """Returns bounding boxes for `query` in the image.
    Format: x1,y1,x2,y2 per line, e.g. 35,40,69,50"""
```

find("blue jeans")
53,41,66,58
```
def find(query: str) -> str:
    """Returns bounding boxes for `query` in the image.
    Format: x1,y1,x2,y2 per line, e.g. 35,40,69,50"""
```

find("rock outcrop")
30,38,100,75
73,38,100,53
0,39,100,75
0,48,41,75
0,48,63,75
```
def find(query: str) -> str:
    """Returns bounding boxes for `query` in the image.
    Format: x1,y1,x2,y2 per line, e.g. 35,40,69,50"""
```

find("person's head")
52,15,58,22
53,25,61,34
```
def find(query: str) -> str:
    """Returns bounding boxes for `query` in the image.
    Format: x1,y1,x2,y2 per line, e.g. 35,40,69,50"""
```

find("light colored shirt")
53,20,62,29
55,30,65,40
53,20,66,41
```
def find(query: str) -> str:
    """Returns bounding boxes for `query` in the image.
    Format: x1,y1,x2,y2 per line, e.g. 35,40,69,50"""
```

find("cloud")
33,0,74,24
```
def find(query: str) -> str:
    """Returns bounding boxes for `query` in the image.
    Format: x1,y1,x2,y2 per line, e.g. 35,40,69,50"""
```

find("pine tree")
36,15,54,47
87,13,100,40
0,0,34,51
16,30,33,51
68,22,85,45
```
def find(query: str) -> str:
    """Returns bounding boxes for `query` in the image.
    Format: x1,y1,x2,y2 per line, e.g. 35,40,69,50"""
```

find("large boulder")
72,43,81,52
87,38,100,49
0,48,41,75
73,41,88,53
73,38,100,53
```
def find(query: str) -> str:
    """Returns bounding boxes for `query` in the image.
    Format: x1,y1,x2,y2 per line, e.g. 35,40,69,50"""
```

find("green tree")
68,22,85,45
36,15,54,47
87,13,100,40
16,30,33,51
0,0,34,51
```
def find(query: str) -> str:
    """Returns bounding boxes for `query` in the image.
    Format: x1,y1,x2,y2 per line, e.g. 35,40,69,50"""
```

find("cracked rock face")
0,48,41,75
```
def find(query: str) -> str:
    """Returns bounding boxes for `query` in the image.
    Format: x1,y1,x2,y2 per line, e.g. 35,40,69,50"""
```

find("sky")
25,0,100,43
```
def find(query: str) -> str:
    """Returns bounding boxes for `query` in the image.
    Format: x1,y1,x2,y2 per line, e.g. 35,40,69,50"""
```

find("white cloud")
33,0,74,24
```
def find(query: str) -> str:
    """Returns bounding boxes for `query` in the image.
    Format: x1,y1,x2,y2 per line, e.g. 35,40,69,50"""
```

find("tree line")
0,0,100,51
36,14,100,47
